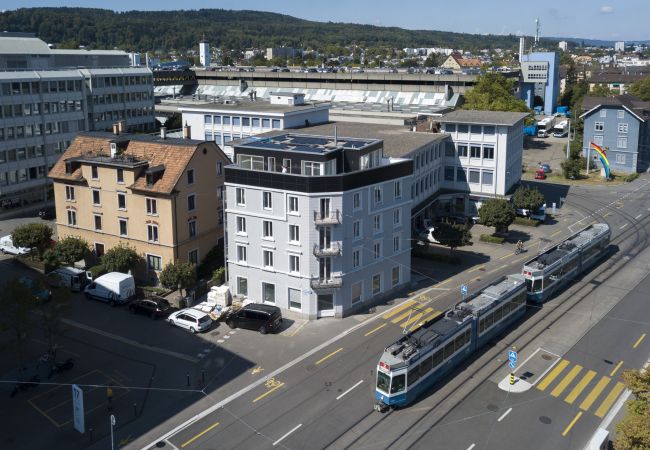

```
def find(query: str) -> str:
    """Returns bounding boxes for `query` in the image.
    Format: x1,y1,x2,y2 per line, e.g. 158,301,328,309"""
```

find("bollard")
509,372,515,385
186,372,190,387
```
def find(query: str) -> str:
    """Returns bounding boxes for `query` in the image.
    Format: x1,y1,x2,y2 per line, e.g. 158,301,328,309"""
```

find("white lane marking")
61,318,199,363
466,444,476,450
336,379,364,400
635,214,642,220
497,407,513,422
620,223,628,230
273,423,302,446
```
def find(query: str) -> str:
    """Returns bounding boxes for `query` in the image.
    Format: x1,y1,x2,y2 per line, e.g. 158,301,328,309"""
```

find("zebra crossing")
381,299,443,332
536,358,626,418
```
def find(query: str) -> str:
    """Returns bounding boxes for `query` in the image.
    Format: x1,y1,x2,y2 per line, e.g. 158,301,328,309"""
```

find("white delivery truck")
0,235,30,255
46,267,90,292
536,116,556,138
552,120,569,138
84,272,136,306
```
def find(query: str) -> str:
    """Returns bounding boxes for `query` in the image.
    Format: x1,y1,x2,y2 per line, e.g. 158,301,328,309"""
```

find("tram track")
325,186,650,450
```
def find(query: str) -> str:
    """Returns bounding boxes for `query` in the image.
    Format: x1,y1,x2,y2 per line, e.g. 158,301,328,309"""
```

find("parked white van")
84,272,136,306
46,267,89,292
0,235,30,255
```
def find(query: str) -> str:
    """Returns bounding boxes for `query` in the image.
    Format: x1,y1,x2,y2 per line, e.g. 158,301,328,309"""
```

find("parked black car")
128,298,172,319
225,303,282,334
38,207,55,220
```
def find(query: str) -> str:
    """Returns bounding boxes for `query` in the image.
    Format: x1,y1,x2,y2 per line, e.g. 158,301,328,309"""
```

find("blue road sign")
460,284,468,296
509,360,516,369
508,350,518,363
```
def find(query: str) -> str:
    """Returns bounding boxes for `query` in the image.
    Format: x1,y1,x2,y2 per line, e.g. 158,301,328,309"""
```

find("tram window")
443,341,455,359
377,371,390,393
494,306,503,322
431,351,443,369
390,374,406,394
484,313,494,329
422,354,434,372
531,279,542,292
408,364,421,386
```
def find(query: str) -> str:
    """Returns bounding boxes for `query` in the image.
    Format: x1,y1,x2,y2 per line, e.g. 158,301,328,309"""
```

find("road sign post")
72,384,84,434
460,284,468,300
110,414,116,450
508,347,518,385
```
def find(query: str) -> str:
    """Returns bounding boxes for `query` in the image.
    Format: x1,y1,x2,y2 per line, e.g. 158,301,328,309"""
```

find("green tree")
11,223,53,259
513,186,545,211
561,157,584,179
423,53,440,67
628,75,650,101
462,73,531,113
38,279,71,364
101,244,141,273
478,198,516,233
51,236,91,266
590,84,612,97
614,369,650,450
0,281,37,381
433,222,472,253
159,261,197,298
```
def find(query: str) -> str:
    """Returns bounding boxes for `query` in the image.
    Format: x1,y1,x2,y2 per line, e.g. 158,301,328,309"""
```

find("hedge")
513,217,541,227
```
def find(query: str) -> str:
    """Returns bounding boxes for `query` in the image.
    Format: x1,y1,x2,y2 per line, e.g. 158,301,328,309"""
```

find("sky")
2,0,649,41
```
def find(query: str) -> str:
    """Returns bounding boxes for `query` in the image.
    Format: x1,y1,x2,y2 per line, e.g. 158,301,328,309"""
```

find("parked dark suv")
128,298,172,319
225,303,282,334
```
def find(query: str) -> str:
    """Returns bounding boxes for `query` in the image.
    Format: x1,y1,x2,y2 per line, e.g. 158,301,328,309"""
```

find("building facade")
580,95,650,173
224,133,413,319
0,33,155,208
520,52,560,116
49,130,230,283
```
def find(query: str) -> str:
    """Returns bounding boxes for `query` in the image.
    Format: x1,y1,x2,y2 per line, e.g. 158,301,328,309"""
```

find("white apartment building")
0,33,155,207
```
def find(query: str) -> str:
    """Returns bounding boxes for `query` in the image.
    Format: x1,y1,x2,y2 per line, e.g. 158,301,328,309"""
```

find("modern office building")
224,133,414,319
199,42,210,67
180,92,330,160
0,33,155,209
520,52,560,116
615,41,626,53
580,95,650,173
49,128,230,283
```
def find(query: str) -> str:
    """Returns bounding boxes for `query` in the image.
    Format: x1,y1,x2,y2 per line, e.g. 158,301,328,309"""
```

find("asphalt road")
148,177,650,450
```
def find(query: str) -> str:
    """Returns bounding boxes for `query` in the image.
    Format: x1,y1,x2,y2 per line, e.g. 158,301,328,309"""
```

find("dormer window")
146,173,154,186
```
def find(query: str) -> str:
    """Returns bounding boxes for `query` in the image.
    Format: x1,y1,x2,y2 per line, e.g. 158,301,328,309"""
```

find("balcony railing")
310,276,343,290
313,209,341,225
313,242,342,257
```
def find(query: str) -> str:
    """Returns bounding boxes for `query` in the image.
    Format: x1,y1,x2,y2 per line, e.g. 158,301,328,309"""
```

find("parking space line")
382,299,416,320
180,421,220,448
595,382,626,418
565,370,596,405
364,323,386,337
562,412,582,437
633,333,646,349
287,320,309,337
610,360,624,377
580,377,611,411
315,347,343,365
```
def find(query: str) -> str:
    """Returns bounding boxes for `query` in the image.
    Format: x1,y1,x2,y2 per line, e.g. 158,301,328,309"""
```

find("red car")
534,169,547,180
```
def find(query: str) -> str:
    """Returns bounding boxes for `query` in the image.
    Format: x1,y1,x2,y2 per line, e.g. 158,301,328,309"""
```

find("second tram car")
374,275,527,411
522,223,610,303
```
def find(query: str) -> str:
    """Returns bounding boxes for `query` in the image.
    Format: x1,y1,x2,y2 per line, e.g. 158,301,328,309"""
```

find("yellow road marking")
633,333,646,349
595,382,626,418
468,266,484,273
181,421,220,448
315,347,343,365
537,359,570,391
253,381,285,403
550,230,563,238
610,360,624,377
402,308,434,328
565,370,597,405
251,367,264,375
382,299,416,320
410,310,443,331
499,253,513,260
551,365,582,398
364,323,387,337
603,212,612,218
436,278,452,287
562,411,583,437
580,376,611,411
391,306,423,324
288,320,309,337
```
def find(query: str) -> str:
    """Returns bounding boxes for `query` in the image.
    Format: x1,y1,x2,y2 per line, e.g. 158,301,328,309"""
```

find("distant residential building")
266,47,299,61
199,42,210,67
441,53,482,71
0,33,155,208
588,71,647,95
180,93,330,160
49,129,230,282
225,133,413,319
129,53,141,67
580,95,650,173
615,41,625,52
558,41,568,52
520,52,560,115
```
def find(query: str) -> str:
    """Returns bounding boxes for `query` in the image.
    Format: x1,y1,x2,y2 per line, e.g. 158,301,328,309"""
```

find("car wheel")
190,327,197,334
226,320,236,329
168,319,175,327
259,325,267,335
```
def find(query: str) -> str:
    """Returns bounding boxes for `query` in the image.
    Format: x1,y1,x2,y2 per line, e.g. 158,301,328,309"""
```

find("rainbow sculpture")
590,142,610,179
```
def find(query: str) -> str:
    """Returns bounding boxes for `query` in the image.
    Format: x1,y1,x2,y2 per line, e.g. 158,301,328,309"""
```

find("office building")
265,47,299,61
615,41,625,53
558,41,568,52
520,51,560,116
199,42,210,67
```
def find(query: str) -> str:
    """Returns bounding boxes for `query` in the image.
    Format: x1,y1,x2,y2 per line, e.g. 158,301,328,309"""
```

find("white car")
418,227,440,244
167,308,212,333
0,235,30,255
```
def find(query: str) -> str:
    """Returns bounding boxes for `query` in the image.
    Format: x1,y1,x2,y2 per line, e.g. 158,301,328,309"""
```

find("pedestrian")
106,386,113,411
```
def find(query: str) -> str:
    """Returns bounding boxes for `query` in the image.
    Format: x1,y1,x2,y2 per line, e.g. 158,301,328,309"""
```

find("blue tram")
522,223,610,303
374,275,527,411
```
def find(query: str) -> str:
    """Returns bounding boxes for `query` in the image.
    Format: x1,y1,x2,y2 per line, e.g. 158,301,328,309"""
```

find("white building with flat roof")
199,42,210,67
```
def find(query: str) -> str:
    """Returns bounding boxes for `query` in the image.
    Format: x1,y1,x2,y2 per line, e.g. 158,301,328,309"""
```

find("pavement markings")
610,360,624,377
595,382,626,418
551,365,582,398
336,380,364,400
273,424,302,446
633,333,646,349
564,370,597,405
468,266,484,273
499,253,513,260
550,230,563,238
382,299,416,320
537,359,570,391
364,323,387,337
603,212,612,218
410,310,443,332
402,308,434,328
253,379,285,403
180,421,220,448
466,444,476,450
315,347,343,365
561,411,583,437
497,407,512,422
636,214,643,220
620,223,628,230
580,376,611,411
391,307,420,324
287,320,309,337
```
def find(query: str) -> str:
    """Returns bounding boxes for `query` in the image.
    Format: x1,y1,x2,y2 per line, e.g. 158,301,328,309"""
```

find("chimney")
160,127,167,140
117,120,126,134
183,122,191,139
112,123,120,135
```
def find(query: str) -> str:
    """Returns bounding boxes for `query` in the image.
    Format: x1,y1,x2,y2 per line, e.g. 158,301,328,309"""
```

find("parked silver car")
167,308,212,333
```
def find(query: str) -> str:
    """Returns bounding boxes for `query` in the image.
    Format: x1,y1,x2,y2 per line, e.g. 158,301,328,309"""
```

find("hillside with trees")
0,7,557,54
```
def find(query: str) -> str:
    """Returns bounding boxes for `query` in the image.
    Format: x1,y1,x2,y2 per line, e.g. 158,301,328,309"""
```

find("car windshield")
376,371,390,393
198,316,211,324
390,374,406,394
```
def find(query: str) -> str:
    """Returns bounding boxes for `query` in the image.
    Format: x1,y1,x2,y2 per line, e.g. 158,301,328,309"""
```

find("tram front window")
526,278,543,293
390,374,406,394
377,371,390,393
